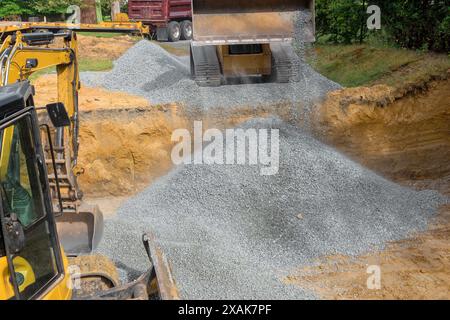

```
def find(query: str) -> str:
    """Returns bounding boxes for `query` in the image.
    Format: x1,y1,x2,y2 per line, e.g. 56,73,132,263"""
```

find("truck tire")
168,21,181,42
180,20,193,40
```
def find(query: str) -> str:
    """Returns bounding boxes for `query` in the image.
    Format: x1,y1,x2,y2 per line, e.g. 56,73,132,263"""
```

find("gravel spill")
96,117,447,299
81,40,341,111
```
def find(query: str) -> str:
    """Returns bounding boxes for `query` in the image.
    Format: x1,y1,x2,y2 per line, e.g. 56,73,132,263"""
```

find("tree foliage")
316,0,449,52
377,0,449,52
30,0,83,15
316,0,368,44
0,0,32,18
0,0,84,18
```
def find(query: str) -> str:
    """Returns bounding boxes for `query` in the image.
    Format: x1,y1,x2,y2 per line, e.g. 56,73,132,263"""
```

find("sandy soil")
314,77,450,196
33,74,149,111
33,34,449,299
303,76,450,299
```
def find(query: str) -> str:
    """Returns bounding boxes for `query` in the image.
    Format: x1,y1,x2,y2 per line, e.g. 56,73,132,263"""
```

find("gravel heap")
81,40,341,110
96,117,447,299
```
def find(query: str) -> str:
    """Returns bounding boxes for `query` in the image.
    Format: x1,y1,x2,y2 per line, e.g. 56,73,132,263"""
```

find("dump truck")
190,0,316,86
128,0,192,41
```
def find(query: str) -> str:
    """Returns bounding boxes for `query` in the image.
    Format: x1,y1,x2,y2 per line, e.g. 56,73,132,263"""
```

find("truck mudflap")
79,233,180,300
191,0,315,45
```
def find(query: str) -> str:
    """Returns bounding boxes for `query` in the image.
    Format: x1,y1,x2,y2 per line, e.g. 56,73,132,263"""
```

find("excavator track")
190,45,222,87
270,43,301,83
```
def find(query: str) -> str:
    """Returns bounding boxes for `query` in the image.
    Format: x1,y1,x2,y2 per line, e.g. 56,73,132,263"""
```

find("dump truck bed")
128,0,192,26
191,0,315,45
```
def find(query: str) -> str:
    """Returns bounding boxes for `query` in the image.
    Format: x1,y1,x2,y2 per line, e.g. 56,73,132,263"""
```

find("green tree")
100,0,128,20
316,0,368,44
378,0,449,52
316,0,450,52
0,0,32,18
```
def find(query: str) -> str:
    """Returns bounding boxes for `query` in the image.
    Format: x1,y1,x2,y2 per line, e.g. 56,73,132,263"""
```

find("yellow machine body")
190,0,315,85
0,28,179,300
0,255,72,300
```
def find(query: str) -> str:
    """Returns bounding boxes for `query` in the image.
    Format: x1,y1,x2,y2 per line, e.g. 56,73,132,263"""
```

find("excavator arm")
0,21,150,42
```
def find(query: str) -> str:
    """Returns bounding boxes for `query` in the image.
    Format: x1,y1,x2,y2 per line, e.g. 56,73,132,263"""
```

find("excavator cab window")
229,44,263,55
0,111,62,300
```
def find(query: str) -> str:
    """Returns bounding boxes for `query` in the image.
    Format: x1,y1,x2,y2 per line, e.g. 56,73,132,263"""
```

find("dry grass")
307,44,450,88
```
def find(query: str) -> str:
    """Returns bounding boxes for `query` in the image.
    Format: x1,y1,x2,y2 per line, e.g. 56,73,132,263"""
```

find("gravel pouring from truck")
190,0,316,87
128,0,192,42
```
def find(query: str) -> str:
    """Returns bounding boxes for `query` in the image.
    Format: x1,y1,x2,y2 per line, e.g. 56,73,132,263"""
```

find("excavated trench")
313,77,450,196
78,102,301,198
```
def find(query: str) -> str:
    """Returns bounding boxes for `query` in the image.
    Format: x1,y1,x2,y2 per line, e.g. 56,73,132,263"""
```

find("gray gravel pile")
81,40,341,110
96,117,447,299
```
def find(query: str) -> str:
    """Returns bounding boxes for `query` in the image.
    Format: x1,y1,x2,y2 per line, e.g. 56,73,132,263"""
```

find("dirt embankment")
313,76,450,196
78,105,188,196
78,105,281,197
291,76,450,300
33,75,291,198
33,74,149,111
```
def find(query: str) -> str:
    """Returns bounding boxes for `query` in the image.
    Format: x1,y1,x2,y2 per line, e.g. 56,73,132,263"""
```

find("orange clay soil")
292,76,450,299
51,34,137,60
313,76,450,196
33,74,150,111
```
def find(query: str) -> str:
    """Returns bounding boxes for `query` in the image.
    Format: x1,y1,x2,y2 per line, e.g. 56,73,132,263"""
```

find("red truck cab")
128,0,192,42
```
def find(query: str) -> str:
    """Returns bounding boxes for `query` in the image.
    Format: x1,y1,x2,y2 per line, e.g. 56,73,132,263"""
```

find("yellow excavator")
190,0,315,86
0,24,178,300
0,30,102,256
